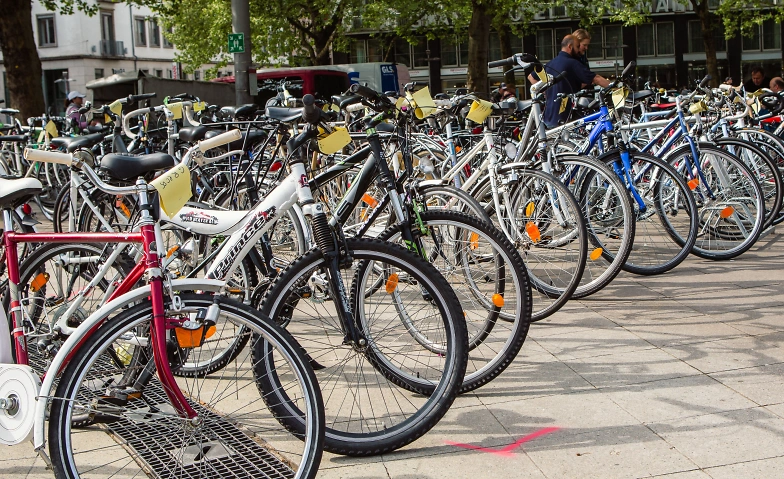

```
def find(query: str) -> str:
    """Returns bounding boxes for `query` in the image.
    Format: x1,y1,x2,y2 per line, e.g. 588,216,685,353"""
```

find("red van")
212,67,350,105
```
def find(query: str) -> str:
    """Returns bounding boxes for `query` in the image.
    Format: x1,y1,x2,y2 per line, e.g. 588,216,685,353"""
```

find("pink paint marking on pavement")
445,427,560,457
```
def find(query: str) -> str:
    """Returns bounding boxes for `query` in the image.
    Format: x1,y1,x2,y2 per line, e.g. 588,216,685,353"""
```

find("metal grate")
103,382,296,479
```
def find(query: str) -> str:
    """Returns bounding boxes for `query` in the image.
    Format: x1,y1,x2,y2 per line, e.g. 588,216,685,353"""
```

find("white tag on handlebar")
151,163,191,217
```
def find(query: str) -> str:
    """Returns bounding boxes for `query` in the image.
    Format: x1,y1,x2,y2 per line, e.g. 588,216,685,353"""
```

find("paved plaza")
5,230,784,478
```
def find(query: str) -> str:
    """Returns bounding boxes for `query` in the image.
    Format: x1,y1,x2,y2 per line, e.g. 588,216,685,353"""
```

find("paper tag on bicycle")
45,120,59,138
411,87,436,118
466,100,493,123
105,100,123,123
318,127,351,155
535,66,548,84
689,100,708,114
193,101,206,112
151,163,191,216
612,88,629,109
559,97,569,114
167,102,183,120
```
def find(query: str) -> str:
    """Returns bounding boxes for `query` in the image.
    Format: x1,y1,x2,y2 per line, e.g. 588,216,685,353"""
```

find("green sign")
228,33,245,54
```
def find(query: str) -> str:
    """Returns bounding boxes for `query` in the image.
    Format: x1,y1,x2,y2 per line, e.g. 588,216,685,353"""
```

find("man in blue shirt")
541,35,610,127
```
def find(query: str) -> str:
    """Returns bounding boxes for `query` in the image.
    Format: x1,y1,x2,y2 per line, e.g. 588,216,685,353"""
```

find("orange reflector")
166,245,179,258
455,146,462,153
175,325,206,348
525,222,541,243
362,193,379,208
492,293,505,307
525,201,535,217
469,232,479,250
116,197,131,218
687,178,699,190
30,272,49,292
720,206,735,218
385,273,399,293
590,248,603,261
205,325,216,339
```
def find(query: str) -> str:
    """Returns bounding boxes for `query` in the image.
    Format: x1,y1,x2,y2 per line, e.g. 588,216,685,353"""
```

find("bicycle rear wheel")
48,293,324,479
255,237,468,456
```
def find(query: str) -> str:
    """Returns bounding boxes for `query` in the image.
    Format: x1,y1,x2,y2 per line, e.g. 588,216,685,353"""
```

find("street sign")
228,33,245,54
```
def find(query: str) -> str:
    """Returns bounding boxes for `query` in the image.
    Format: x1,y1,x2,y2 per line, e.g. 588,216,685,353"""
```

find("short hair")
751,66,765,76
772,77,784,89
561,35,576,49
572,29,591,42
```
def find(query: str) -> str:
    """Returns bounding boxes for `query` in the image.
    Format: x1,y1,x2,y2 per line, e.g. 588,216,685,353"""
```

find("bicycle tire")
732,128,784,226
254,237,468,456
375,210,532,393
48,293,325,479
600,149,699,275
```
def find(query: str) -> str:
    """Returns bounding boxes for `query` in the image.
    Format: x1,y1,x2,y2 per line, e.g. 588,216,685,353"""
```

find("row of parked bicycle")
0,54,781,479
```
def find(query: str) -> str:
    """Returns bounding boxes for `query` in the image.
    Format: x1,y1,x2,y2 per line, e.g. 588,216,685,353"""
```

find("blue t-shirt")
543,51,596,127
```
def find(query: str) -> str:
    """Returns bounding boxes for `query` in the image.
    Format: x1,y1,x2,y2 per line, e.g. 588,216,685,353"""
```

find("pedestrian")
64,91,88,130
571,29,591,68
744,66,769,93
770,77,784,93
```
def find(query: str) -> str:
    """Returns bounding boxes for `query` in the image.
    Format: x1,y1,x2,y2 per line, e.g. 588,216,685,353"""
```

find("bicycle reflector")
525,222,541,243
175,320,216,348
720,206,735,219
385,273,400,294
492,293,504,307
590,248,603,261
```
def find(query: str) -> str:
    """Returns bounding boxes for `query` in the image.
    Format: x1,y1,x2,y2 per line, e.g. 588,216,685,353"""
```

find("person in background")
724,77,734,86
572,29,591,68
744,66,770,93
770,77,784,93
64,91,88,130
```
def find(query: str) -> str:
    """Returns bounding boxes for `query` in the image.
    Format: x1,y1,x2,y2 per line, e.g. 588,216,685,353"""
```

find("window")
166,69,173,79
163,26,174,48
155,69,163,77
489,33,502,62
411,37,429,68
743,26,761,51
94,68,104,79
149,19,161,47
100,11,115,42
37,15,56,47
348,39,366,63
194,70,201,81
458,40,469,66
587,28,604,59
134,17,147,46
763,19,780,50
141,69,149,75
441,36,459,66
536,29,554,61
637,24,655,56
604,25,623,58
367,38,384,63
394,38,411,67
657,22,675,55
689,21,726,53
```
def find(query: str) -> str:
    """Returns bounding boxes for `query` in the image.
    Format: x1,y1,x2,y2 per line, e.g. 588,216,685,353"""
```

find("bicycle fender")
32,278,226,452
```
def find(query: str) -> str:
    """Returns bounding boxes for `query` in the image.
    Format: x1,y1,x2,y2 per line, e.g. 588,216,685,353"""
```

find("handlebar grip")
434,99,453,108
488,57,514,68
198,129,242,152
128,93,157,103
699,75,712,88
344,102,366,113
301,94,321,125
620,61,636,78
23,148,73,166
349,84,381,102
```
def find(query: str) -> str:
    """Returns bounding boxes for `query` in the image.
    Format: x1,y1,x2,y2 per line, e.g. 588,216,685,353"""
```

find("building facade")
0,1,226,115
341,0,784,95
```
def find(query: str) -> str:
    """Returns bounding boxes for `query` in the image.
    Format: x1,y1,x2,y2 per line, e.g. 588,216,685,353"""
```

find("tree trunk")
693,0,719,87
498,24,516,90
466,0,491,98
0,0,45,118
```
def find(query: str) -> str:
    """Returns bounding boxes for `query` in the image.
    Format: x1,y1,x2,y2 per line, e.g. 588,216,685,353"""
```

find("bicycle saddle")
0,135,28,143
178,125,209,143
50,131,105,153
331,94,361,109
99,152,176,181
0,177,42,209
632,90,655,101
220,104,259,120
0,108,19,116
265,107,302,122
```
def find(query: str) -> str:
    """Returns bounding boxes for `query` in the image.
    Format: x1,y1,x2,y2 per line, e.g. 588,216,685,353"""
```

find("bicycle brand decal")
207,206,276,280
178,211,219,225
298,174,309,189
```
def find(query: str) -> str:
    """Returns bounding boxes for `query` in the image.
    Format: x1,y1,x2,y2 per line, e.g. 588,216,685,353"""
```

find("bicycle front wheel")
255,237,468,456
48,293,324,479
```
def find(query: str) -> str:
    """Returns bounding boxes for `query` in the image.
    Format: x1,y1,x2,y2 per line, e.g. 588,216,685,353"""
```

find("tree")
717,0,784,84
137,0,364,76
0,0,99,119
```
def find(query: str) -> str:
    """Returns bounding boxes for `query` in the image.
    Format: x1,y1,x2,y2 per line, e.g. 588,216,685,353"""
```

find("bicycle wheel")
666,143,764,260
471,167,588,321
376,210,531,393
714,137,782,230
255,237,468,456
48,293,324,479
556,154,636,298
732,128,784,226
600,150,698,275
417,183,494,223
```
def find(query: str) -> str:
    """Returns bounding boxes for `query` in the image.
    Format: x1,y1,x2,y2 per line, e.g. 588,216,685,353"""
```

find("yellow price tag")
106,99,123,123
151,163,191,217
193,101,206,112
411,86,436,119
612,87,630,109
167,102,183,120
559,97,569,114
318,127,351,155
466,99,493,123
536,66,548,84
45,120,59,138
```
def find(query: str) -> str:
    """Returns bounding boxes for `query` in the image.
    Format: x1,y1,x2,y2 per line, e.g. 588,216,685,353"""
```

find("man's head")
561,35,578,57
771,77,784,93
751,66,765,86
572,29,591,57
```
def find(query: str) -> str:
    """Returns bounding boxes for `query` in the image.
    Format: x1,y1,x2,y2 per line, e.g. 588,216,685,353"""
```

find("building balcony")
99,40,126,57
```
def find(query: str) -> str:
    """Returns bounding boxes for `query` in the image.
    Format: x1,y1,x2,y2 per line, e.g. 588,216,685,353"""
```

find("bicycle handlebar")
23,148,73,166
301,94,321,125
197,129,242,153
127,93,157,103
699,75,712,89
